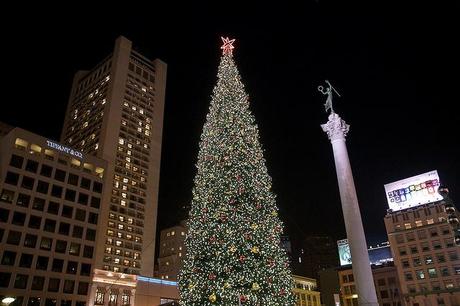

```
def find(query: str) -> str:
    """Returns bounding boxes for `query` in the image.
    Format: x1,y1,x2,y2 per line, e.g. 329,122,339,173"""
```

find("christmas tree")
178,37,295,306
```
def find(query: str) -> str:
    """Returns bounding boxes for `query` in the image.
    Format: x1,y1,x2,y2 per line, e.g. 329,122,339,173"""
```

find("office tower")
385,201,460,305
157,222,187,281
60,36,167,277
0,127,106,306
294,236,339,279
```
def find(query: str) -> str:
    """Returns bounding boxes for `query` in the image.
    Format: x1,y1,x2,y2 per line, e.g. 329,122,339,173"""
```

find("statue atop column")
318,80,340,114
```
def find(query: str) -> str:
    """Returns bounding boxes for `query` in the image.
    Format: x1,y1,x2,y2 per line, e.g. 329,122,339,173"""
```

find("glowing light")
2,297,15,305
220,37,235,55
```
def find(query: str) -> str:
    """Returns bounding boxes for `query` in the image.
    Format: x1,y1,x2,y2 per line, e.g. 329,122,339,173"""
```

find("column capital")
321,112,350,141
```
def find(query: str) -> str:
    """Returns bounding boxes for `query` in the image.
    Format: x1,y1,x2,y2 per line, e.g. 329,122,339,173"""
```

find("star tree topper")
221,37,236,55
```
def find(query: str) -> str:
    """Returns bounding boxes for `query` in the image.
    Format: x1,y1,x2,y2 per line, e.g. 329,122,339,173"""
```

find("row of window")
398,239,456,255
0,297,86,306
404,266,460,281
0,271,89,295
0,208,97,229
395,225,450,243
402,253,458,268
406,279,459,293
0,228,96,248
391,205,444,223
1,250,91,274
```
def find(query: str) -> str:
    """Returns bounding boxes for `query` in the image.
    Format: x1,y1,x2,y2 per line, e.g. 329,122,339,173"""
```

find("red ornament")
255,203,262,210
210,236,217,242
279,288,286,296
239,255,246,263
240,295,248,303
208,273,216,280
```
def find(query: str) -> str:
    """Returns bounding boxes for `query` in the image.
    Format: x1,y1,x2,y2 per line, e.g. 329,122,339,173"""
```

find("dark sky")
1,2,459,250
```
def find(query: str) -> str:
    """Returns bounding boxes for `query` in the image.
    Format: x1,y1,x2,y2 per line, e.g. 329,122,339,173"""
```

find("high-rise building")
60,35,167,277
294,236,339,279
385,201,460,306
157,222,187,281
0,127,106,306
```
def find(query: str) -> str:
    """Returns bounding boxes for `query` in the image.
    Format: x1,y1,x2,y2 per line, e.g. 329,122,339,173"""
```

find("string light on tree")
178,37,295,306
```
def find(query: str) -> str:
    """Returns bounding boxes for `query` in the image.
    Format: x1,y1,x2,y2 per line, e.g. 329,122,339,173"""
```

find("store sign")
46,140,83,159
384,170,442,212
337,239,352,266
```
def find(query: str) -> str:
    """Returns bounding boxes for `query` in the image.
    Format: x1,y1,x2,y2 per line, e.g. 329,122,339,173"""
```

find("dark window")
0,189,15,203
0,228,3,242
25,159,39,173
63,279,75,294
52,258,64,272
86,228,96,241
44,219,57,232
55,240,67,253
58,222,70,235
51,185,63,198
29,297,42,306
91,196,101,208
45,299,57,306
10,154,24,168
72,225,84,238
36,256,49,270
78,193,89,205
12,211,26,226
78,282,89,295
21,176,35,189
66,261,78,274
88,212,98,224
40,237,52,250
24,234,37,248
28,215,42,229
16,193,31,207
380,290,389,299
68,173,79,186
31,276,45,290
83,245,94,258
61,300,72,306
81,177,91,190
48,278,60,292
69,243,81,256
32,197,46,211
47,201,60,214
0,272,11,287
81,263,91,276
5,171,20,185
40,164,53,177
19,253,33,268
1,250,17,265
65,189,76,201
75,209,86,221
54,169,66,182
36,180,49,194
93,182,103,193
62,205,73,218
0,208,10,222
14,273,28,289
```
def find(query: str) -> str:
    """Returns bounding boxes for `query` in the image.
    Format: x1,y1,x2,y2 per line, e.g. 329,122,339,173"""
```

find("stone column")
322,112,379,306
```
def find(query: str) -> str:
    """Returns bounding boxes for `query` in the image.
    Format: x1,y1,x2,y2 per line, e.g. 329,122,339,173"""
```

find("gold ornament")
224,282,231,289
271,210,278,217
209,293,217,303
252,282,260,291
251,223,258,230
230,245,237,253
251,246,260,254
188,283,195,289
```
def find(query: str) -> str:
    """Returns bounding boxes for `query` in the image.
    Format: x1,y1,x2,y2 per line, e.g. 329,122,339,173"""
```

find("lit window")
102,99,106,105
119,138,125,145
427,219,434,224
114,258,120,264
83,122,88,128
179,253,182,257
181,232,185,236
171,231,175,236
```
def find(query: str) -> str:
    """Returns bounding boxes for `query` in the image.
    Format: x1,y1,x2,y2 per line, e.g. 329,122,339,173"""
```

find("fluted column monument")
319,81,379,306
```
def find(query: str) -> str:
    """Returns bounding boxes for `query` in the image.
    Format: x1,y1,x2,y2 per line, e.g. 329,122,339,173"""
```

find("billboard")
337,239,393,266
384,170,442,212
337,239,352,266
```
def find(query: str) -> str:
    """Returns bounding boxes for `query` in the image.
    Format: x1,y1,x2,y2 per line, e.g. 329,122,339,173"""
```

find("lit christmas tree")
178,37,295,306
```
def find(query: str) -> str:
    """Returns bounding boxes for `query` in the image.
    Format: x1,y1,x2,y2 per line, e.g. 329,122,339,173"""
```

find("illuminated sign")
384,170,442,212
337,239,352,266
46,140,83,159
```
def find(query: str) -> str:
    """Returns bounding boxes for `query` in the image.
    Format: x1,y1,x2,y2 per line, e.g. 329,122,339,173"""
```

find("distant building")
157,222,187,281
318,268,340,306
294,236,339,279
338,263,403,306
292,275,321,306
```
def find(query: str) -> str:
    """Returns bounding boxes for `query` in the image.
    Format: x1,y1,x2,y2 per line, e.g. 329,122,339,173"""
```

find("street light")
1,297,15,306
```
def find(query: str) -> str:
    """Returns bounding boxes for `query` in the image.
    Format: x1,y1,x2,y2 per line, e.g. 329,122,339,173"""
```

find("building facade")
385,201,460,306
60,35,166,278
338,263,403,306
292,275,321,306
157,223,187,281
0,128,107,306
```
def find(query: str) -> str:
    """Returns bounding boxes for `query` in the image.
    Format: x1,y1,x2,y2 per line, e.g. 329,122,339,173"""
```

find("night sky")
2,3,459,252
